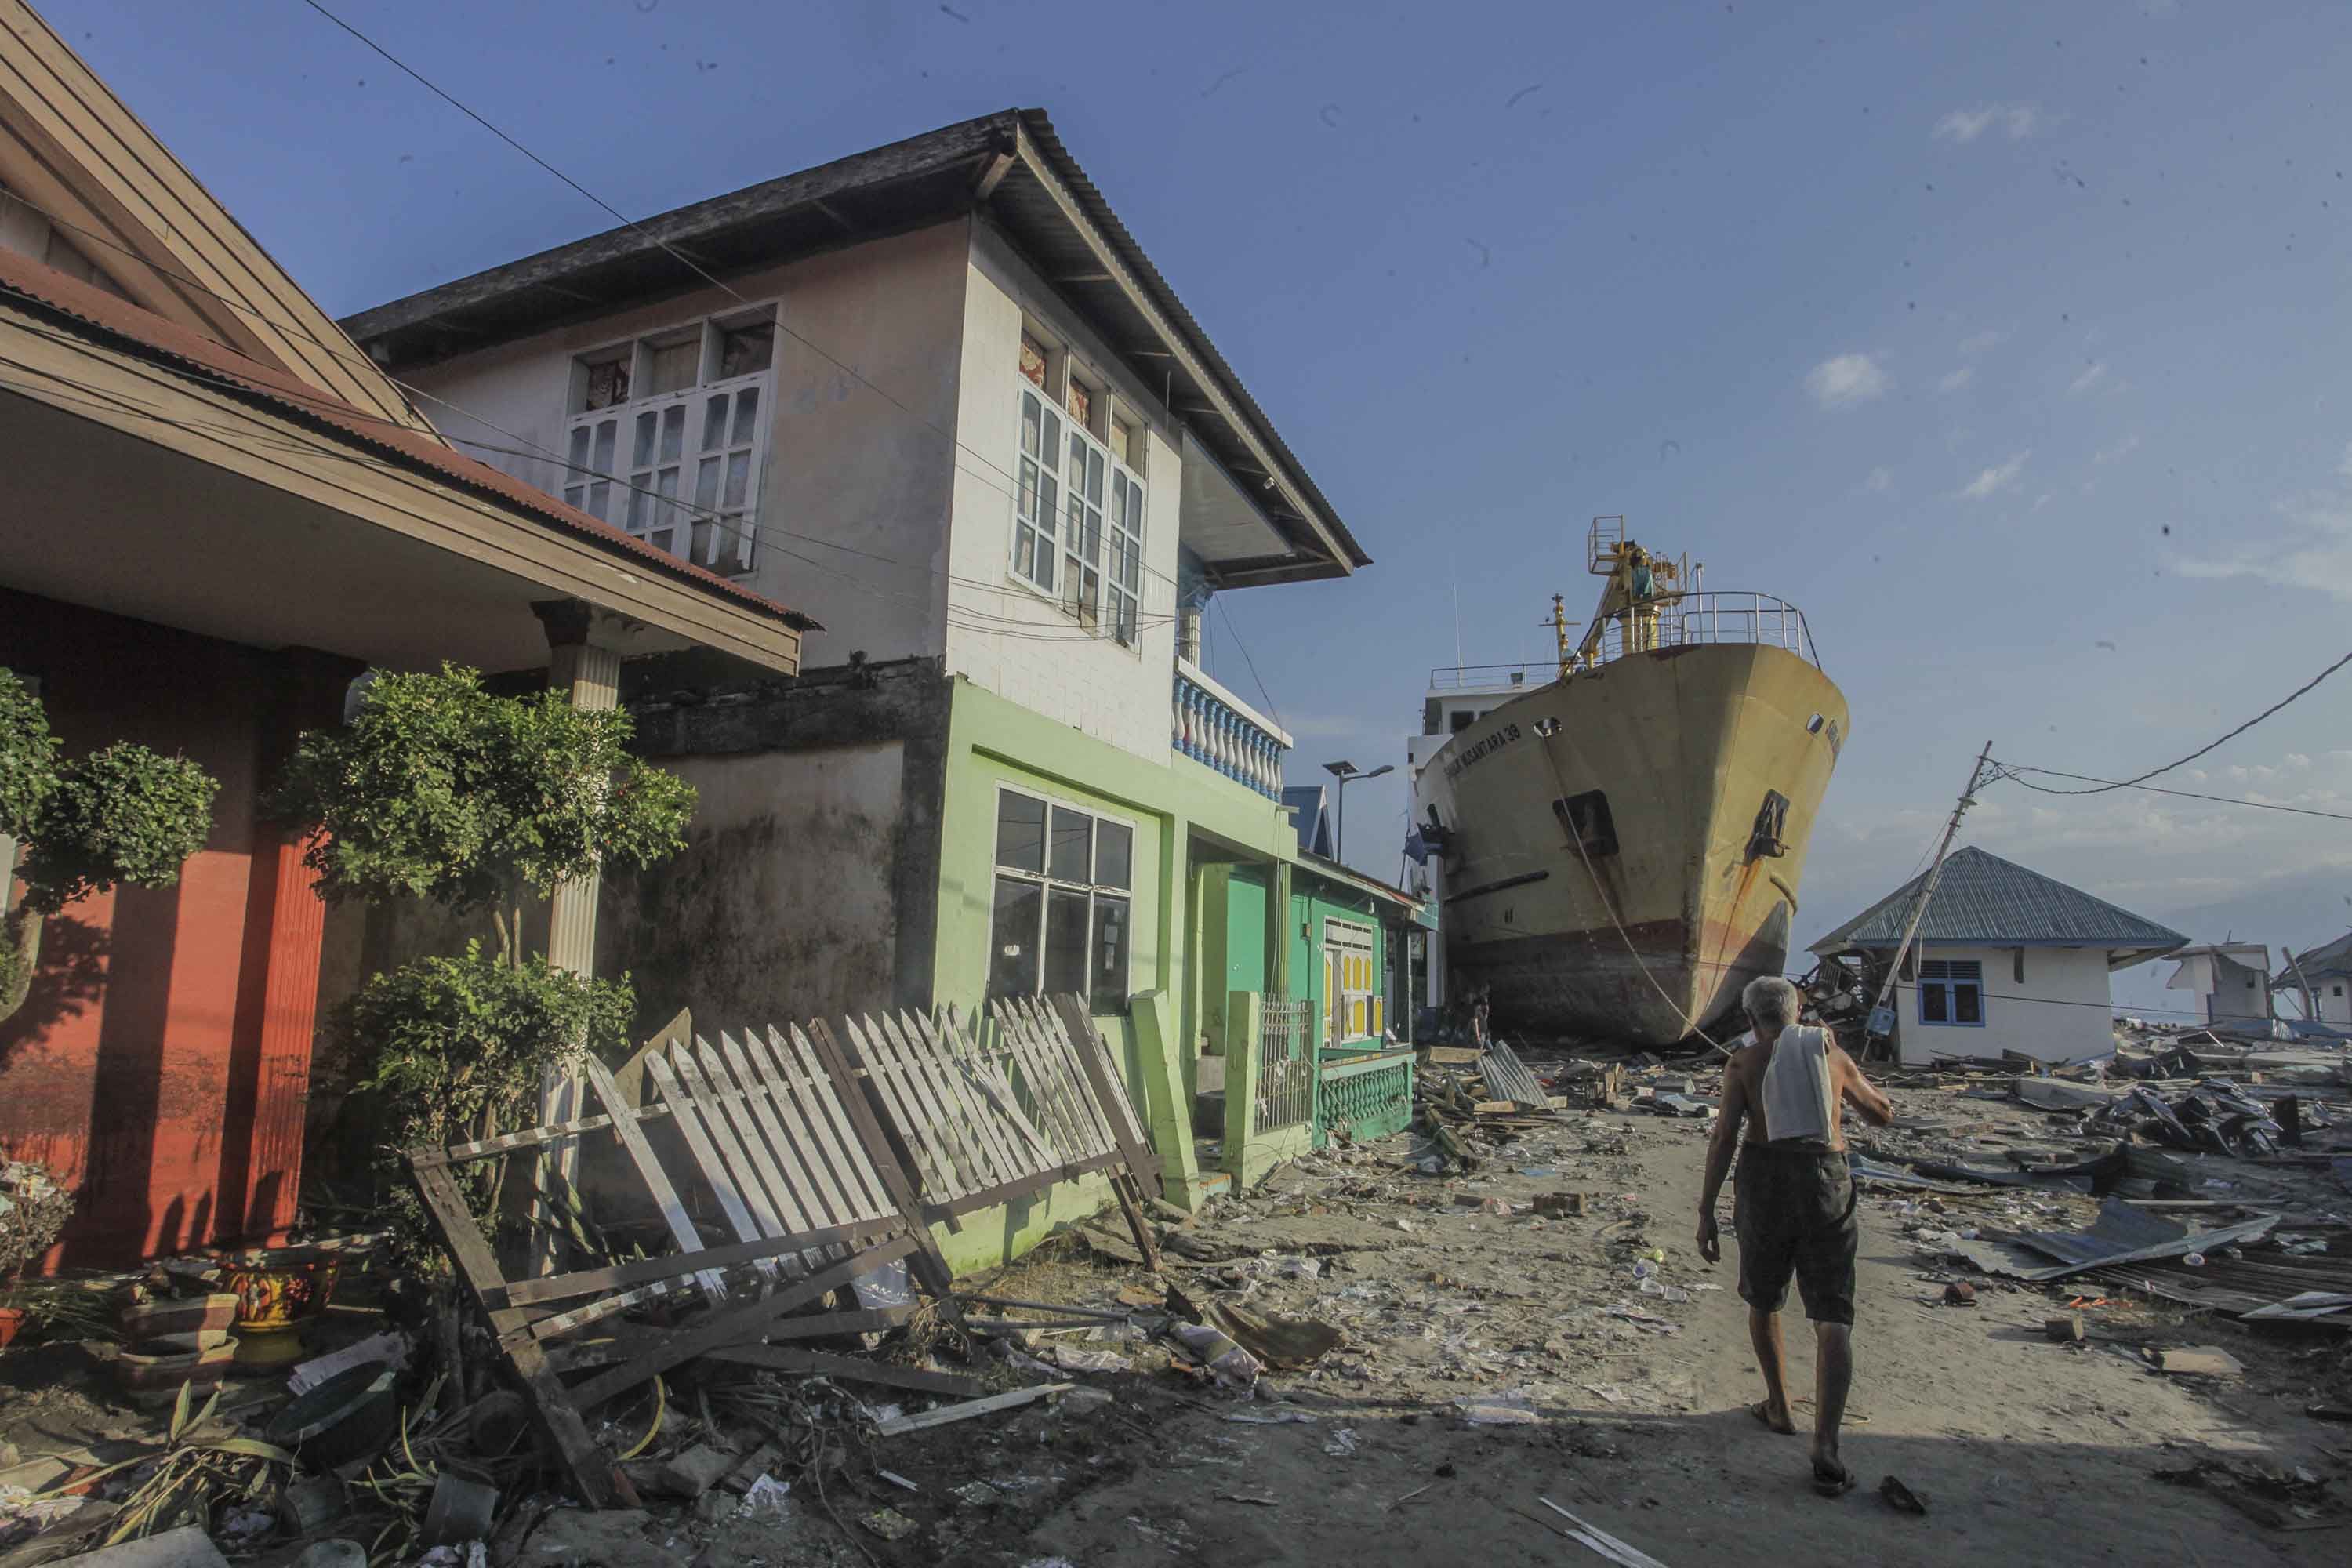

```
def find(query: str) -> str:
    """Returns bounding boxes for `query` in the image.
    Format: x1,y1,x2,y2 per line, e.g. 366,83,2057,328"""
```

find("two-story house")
342,111,1404,1230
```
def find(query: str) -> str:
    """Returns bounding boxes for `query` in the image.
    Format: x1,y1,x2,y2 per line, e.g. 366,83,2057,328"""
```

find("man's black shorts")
1733,1142,1858,1326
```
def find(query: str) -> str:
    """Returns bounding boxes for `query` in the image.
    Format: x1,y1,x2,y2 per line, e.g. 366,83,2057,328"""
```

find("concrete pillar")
528,601,622,1272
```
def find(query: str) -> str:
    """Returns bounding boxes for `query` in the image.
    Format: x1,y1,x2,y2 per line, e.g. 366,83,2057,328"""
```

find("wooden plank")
873,1383,1073,1436
417,1100,675,1168
583,1056,727,1301
916,1007,1034,1182
931,1152,1124,1218
408,1156,619,1507
1045,994,1163,1202
678,1036,806,1276
880,1009,1004,1195
711,1031,840,1277
563,1236,920,1411
994,999,1102,1161
1030,996,1123,1156
928,1009,1058,1171
504,1219,899,1306
841,1012,965,1199
765,1024,887,1224
699,1345,986,1398
642,1047,771,1279
804,1019,967,1308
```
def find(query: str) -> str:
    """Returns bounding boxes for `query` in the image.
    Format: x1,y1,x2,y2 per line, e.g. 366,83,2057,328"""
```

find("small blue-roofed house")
1811,846,2187,1065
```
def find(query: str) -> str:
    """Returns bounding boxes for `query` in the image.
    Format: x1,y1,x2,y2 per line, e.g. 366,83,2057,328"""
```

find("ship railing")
1174,656,1290,800
1583,590,1821,670
1427,662,1555,692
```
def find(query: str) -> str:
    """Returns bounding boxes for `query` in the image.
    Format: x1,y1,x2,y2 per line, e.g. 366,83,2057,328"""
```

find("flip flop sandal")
1813,1460,1857,1498
1750,1401,1795,1434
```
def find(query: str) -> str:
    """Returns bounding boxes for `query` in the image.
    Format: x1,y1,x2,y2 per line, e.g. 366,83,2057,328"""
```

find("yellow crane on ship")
1550,517,1700,680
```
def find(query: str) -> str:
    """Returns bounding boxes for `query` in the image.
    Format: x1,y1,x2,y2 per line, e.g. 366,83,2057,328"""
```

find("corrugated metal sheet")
1811,845,2188,952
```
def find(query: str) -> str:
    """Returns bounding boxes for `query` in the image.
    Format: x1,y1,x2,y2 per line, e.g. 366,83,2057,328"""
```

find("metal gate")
1253,996,1316,1133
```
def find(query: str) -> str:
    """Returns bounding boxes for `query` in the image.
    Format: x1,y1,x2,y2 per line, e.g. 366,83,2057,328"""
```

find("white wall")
945,220,1183,764
2321,978,2352,1025
398,222,974,669
1896,943,2116,1065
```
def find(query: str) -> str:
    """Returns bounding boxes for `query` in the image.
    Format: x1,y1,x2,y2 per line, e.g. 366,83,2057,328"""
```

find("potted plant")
0,1156,76,1346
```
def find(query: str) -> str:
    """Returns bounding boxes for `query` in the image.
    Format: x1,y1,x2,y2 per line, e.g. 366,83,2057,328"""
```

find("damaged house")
0,1,809,1268
1811,846,2187,1066
340,111,1411,1262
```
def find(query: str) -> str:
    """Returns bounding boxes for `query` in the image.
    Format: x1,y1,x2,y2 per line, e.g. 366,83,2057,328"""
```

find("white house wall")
2320,977,2352,1025
395,222,974,669
946,219,1183,764
1895,943,2115,1065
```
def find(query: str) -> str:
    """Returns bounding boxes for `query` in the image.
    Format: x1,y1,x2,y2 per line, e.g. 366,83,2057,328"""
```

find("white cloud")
2031,492,2055,513
2069,361,2108,396
1960,451,2031,499
2093,434,2140,465
1935,103,2042,143
1805,353,1889,409
1937,365,1974,393
1864,466,1893,494
1958,330,2006,358
2172,442,2352,600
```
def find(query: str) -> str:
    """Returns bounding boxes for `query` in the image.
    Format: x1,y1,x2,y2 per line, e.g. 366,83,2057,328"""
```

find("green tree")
269,666,696,1252
0,669,220,1022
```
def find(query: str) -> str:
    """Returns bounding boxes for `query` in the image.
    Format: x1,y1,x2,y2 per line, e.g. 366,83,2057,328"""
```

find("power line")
8,175,1207,612
1214,595,1281,727
293,0,1226,605
2,295,1172,638
1998,648,2352,796
1990,761,2352,823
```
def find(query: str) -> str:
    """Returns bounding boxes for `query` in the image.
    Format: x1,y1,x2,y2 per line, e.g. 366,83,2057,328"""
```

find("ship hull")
1414,643,1846,1045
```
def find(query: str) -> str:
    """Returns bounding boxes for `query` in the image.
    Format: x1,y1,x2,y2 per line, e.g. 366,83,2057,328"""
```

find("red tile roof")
0,246,817,632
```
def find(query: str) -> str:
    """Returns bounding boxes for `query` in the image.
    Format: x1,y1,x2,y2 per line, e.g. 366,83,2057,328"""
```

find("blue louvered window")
1918,960,1984,1026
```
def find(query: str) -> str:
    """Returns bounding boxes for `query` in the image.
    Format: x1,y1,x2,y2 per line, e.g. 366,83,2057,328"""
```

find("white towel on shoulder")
1757,1025,1835,1145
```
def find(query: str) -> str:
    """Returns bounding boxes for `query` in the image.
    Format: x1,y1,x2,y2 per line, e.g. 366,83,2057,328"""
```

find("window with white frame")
1011,334,1145,645
1323,916,1381,1044
562,311,775,574
986,788,1134,1013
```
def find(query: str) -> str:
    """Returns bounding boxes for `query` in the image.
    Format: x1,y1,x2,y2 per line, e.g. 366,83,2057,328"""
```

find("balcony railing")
1174,657,1290,800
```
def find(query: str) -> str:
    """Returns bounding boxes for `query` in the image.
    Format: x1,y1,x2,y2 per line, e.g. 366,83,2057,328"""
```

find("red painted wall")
0,588,352,1269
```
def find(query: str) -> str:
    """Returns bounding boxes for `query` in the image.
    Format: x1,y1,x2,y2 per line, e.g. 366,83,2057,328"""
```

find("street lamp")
1321,760,1393,866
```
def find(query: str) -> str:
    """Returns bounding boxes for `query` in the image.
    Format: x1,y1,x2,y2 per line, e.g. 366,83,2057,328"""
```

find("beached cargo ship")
1406,518,1847,1045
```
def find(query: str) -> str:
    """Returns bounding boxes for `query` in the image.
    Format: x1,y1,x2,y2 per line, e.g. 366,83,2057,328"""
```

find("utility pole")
1865,740,1995,1054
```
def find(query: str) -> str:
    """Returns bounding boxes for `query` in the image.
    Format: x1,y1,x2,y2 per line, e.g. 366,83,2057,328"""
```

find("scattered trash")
1323,1428,1359,1457
1943,1282,1976,1307
2045,1315,2085,1344
1217,1492,1279,1506
1455,1393,1541,1425
953,1480,1002,1508
1166,1321,1265,1389
737,1475,793,1522
863,1508,920,1541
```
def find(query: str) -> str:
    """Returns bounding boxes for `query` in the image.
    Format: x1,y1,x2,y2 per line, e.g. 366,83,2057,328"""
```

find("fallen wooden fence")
403,993,1162,1504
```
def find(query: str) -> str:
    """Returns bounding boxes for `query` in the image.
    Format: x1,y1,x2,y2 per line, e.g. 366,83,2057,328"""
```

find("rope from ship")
1530,731,1737,1059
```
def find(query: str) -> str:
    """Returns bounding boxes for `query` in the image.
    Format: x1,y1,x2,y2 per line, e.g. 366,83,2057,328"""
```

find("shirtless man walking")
1695,975,1893,1496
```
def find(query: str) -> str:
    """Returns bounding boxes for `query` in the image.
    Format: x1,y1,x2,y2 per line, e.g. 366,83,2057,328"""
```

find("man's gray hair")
1742,975,1801,1033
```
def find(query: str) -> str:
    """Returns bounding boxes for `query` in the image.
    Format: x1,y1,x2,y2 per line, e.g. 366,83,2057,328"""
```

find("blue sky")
45,0,2352,1018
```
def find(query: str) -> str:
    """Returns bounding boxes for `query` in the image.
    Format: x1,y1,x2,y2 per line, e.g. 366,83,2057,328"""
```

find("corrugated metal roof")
2278,928,2352,983
1811,845,2188,953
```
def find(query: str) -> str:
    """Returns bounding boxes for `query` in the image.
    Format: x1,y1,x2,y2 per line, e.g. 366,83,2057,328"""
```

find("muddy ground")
5,1073,2347,1567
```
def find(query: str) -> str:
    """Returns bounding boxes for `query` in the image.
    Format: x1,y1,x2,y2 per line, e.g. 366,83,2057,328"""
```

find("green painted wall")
927,678,1299,1258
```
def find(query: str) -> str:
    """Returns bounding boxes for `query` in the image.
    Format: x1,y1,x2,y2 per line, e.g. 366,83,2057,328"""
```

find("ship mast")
1569,516,1696,673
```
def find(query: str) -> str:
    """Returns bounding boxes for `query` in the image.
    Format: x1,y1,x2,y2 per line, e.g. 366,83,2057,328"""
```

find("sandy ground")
5,1083,2345,1567
913,1086,2350,1568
